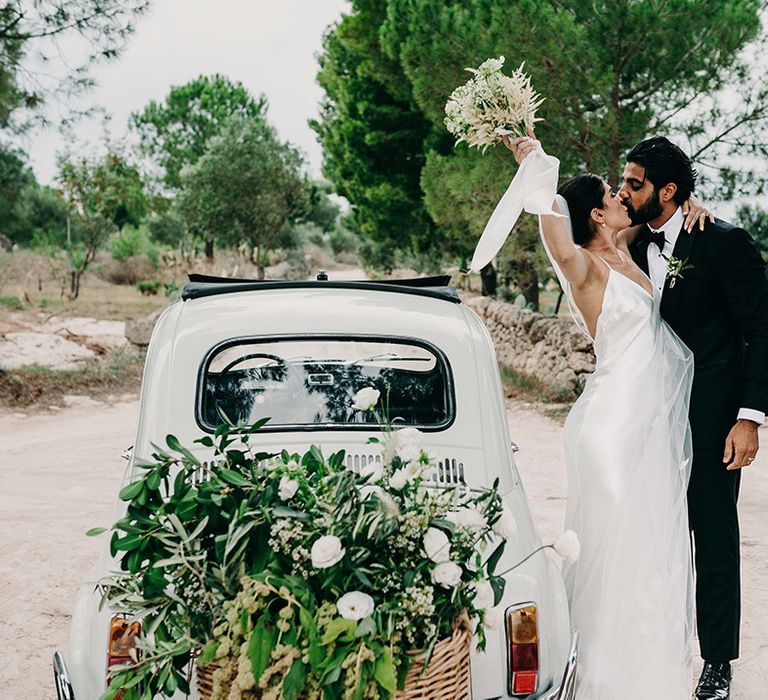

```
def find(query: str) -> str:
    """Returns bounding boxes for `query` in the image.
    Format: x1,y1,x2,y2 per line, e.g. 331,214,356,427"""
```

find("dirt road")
1,400,766,698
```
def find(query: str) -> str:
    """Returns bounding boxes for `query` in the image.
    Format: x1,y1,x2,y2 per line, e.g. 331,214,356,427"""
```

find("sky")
23,0,351,185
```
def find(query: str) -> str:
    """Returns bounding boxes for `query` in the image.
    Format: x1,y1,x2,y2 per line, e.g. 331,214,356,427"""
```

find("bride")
494,134,699,697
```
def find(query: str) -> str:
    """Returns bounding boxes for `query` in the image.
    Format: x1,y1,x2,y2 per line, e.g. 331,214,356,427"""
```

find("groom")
620,137,768,699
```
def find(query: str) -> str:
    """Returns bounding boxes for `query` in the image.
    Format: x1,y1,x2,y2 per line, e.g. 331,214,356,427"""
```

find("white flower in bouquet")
447,506,488,531
278,476,299,501
472,579,495,609
311,535,345,569
431,561,463,588
484,605,504,630
395,441,422,465
337,591,375,620
553,530,581,563
492,506,518,540
389,462,422,490
352,387,380,411
423,527,452,563
444,56,544,152
360,459,384,482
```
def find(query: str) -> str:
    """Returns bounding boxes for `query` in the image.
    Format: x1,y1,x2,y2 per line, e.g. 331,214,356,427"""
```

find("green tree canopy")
315,0,768,304
177,115,308,274
57,145,147,298
0,1,150,127
130,74,270,190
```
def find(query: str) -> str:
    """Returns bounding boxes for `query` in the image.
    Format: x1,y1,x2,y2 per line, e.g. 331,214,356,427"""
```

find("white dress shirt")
647,207,765,426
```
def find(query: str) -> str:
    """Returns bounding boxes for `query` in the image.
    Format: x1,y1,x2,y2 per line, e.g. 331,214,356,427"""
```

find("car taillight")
107,616,142,695
507,603,539,696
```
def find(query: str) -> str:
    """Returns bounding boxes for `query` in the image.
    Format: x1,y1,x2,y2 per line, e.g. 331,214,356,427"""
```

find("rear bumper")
543,630,579,700
53,652,76,700
52,631,579,700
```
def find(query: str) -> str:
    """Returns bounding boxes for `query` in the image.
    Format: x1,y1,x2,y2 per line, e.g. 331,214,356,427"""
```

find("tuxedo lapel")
659,225,696,322
630,225,653,276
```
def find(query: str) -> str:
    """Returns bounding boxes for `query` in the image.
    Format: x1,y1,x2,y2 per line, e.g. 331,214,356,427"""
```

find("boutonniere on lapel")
662,254,694,288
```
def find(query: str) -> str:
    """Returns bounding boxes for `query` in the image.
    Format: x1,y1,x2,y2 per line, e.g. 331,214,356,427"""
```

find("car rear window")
197,336,454,431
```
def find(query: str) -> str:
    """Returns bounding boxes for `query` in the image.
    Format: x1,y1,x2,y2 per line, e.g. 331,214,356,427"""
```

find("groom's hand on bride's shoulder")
723,419,760,470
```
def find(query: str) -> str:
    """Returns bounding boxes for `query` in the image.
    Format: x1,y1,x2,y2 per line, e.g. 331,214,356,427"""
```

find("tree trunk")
480,263,497,297
68,269,81,301
204,237,214,260
518,258,539,311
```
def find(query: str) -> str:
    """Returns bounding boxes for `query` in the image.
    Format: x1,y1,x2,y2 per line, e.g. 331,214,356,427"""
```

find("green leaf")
271,505,311,520
321,617,357,645
113,533,143,552
119,479,144,501
486,540,506,576
249,625,275,682
86,526,107,537
490,575,506,606
283,659,307,700
354,616,376,638
198,639,219,666
373,647,397,694
218,468,252,487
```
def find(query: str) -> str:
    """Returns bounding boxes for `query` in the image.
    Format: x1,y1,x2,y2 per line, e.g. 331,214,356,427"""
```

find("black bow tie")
647,228,666,250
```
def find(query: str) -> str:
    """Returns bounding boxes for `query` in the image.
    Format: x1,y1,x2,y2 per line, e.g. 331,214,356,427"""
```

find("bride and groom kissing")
492,134,768,698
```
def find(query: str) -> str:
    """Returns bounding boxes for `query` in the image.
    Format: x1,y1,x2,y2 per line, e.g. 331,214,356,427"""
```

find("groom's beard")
624,190,663,225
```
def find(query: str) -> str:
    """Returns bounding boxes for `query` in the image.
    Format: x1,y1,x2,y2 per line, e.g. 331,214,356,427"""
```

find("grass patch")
498,362,575,406
0,347,146,409
0,295,23,310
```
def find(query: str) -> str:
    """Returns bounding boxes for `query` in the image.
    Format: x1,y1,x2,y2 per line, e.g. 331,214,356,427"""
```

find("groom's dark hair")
626,136,697,204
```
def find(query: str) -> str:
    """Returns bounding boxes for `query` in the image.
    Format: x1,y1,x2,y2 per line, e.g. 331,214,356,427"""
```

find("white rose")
553,530,580,563
431,561,463,588
286,460,298,469
397,426,423,445
360,460,383,482
336,591,375,621
278,476,299,501
352,387,380,411
447,507,488,531
423,527,451,563
472,579,495,609
311,535,345,569
395,442,422,464
389,462,421,490
492,507,518,541
484,606,503,630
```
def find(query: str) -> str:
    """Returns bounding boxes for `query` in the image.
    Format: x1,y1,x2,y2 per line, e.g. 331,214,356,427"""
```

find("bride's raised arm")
503,135,592,290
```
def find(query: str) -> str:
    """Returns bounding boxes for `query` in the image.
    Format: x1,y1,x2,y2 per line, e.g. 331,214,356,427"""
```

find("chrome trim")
544,630,579,700
510,441,520,453
53,651,76,700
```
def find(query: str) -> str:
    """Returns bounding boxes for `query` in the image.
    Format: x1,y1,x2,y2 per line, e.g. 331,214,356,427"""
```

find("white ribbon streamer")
469,144,563,272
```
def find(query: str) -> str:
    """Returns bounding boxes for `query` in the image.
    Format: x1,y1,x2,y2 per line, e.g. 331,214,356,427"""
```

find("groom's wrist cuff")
738,408,765,425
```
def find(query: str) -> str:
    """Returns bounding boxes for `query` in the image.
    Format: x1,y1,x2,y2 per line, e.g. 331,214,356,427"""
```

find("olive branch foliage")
91,417,508,699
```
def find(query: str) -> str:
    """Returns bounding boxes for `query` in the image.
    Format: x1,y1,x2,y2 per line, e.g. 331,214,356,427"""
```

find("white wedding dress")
472,148,695,698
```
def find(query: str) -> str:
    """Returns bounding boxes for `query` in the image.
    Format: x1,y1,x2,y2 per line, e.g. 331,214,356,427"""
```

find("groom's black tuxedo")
631,217,768,662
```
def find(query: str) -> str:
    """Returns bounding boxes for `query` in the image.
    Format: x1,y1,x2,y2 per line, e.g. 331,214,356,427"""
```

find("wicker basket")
196,613,472,700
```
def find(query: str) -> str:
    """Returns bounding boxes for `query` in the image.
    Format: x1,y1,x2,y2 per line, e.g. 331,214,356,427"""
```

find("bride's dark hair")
557,174,605,246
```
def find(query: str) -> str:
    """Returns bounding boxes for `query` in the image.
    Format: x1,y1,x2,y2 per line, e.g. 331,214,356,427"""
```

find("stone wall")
462,294,595,397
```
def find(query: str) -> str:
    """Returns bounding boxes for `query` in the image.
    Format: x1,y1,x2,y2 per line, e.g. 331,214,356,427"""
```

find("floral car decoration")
96,389,520,700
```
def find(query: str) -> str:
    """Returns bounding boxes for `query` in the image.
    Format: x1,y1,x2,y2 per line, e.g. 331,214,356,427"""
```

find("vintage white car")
54,274,578,700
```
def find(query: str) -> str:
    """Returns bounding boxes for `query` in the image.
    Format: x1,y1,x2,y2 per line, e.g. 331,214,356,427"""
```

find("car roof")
181,273,461,304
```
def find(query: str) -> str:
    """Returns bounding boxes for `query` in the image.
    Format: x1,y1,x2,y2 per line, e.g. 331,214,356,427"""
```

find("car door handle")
510,441,520,453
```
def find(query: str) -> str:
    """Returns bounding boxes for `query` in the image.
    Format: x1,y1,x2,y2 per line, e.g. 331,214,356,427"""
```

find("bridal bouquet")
445,56,543,152
96,389,517,700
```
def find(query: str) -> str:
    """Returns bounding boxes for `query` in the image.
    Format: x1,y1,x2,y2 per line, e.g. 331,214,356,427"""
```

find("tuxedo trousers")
687,447,741,661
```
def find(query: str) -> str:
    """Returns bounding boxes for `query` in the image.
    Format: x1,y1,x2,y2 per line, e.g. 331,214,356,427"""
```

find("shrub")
111,226,158,264
136,280,162,296
100,255,158,285
0,295,23,310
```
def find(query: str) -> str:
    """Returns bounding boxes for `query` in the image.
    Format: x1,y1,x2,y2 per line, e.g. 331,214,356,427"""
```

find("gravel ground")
0,399,765,698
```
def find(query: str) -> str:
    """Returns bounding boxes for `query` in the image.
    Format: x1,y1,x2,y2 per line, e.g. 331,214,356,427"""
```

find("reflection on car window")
199,338,453,430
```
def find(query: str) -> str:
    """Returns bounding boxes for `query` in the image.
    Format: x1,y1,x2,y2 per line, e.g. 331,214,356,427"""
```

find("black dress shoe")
694,662,732,699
